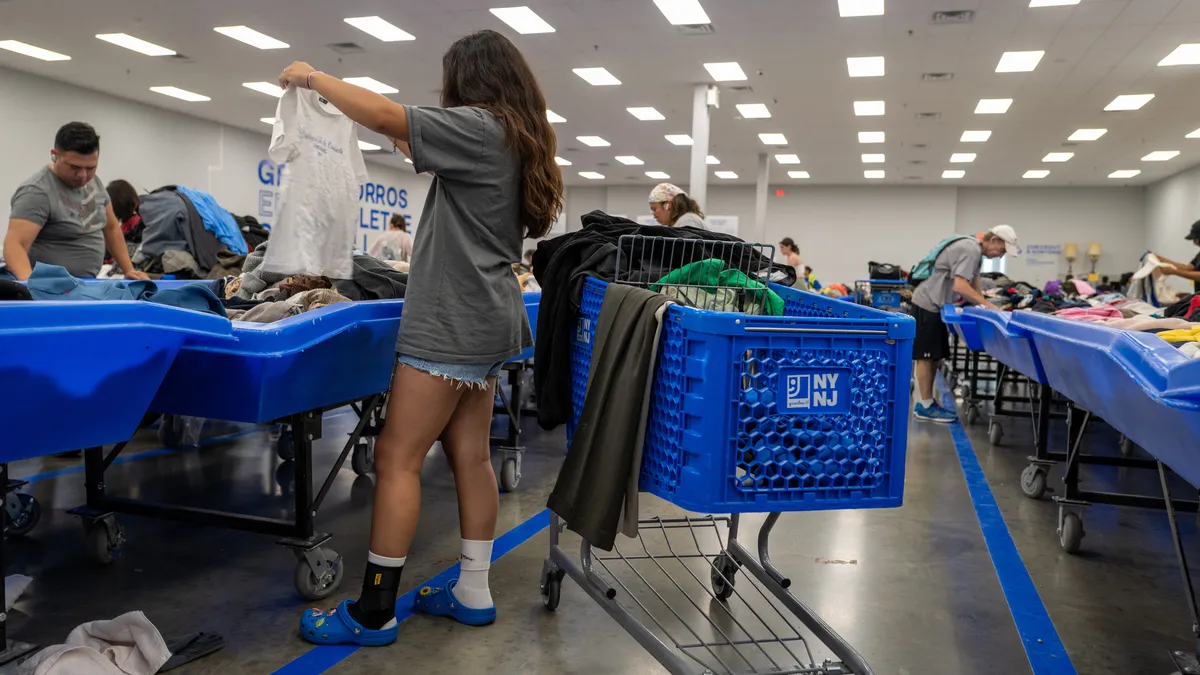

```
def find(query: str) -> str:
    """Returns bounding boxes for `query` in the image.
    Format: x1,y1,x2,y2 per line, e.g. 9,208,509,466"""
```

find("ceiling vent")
931,10,975,24
905,176,923,180
1062,142,1079,147
677,23,715,35
167,53,192,63
911,143,929,149
909,160,926,165
728,85,754,93
328,42,366,55
915,112,942,120
921,72,954,82
596,161,610,167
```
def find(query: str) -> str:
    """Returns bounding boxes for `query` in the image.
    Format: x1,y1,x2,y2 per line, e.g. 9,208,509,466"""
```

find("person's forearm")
953,278,990,306
309,73,409,141
2,239,32,280
1171,268,1200,281
105,226,136,274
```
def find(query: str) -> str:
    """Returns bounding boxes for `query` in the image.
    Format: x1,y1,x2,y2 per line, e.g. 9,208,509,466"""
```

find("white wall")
0,66,430,253
1146,164,1200,294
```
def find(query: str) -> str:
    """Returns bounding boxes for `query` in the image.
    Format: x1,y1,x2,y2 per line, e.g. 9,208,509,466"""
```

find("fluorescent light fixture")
975,98,1013,114
554,156,572,166
1030,0,1079,5
847,56,885,77
736,103,771,119
1105,94,1153,111
646,171,671,179
1042,152,1074,162
942,170,965,179
1068,128,1106,141
1142,150,1180,161
579,171,605,180
149,86,210,102
758,133,788,145
715,171,739,179
242,81,285,98
775,154,801,164
854,100,885,116
1023,169,1050,178
573,67,621,86
703,62,747,82
489,7,555,34
788,171,811,179
576,136,610,147
996,50,1044,73
627,107,665,121
652,0,710,25
950,153,977,163
861,153,885,163
344,16,415,42
96,33,175,56
0,40,70,61
665,134,694,145
858,131,885,143
213,26,289,50
1109,169,1141,178
706,155,720,164
358,141,381,151
961,130,992,142
343,77,399,94
1159,44,1200,67
864,170,885,179
838,0,885,17
260,117,275,125
615,156,644,165
1187,128,1200,139
546,110,566,123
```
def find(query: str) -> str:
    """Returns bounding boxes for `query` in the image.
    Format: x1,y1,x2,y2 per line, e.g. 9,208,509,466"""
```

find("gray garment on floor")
21,611,170,675
546,284,674,551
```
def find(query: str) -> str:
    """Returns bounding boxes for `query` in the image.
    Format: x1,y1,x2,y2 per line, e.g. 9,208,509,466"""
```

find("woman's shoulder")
676,212,706,228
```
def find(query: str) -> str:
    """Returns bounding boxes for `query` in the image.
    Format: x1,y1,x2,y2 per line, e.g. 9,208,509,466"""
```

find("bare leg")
440,378,500,541
914,359,936,403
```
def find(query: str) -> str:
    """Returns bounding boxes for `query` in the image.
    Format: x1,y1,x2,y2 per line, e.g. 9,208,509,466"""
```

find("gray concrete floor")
1,399,1195,674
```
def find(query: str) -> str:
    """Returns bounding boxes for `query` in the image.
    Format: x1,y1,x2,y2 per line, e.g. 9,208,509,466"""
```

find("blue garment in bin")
26,264,227,317
174,186,249,255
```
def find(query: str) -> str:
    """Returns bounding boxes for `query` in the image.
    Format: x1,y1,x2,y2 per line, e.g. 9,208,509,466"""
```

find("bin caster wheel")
1119,435,1134,458
1059,513,1084,554
351,438,375,476
500,457,520,493
1020,465,1047,500
965,405,979,426
276,427,294,461
988,422,1003,446
87,517,124,565
5,493,40,538
540,562,563,611
157,414,183,447
294,548,343,601
711,553,738,601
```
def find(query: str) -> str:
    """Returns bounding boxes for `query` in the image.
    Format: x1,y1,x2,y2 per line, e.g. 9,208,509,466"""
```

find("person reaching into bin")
277,29,563,647
909,225,1017,423
1154,220,1200,292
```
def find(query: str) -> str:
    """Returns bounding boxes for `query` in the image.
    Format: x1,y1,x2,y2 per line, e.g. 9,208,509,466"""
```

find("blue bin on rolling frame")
942,306,1048,384
570,277,916,514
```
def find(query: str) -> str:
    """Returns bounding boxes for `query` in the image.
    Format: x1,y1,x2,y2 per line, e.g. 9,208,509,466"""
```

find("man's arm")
103,204,148,280
1165,266,1200,282
953,276,998,310
2,219,40,281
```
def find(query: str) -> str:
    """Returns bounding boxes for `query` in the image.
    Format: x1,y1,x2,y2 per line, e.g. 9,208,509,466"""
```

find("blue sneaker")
913,402,958,424
412,580,496,626
299,599,398,646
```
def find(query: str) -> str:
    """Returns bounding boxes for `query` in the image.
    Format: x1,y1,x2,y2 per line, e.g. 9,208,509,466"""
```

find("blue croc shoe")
412,581,496,626
299,599,398,646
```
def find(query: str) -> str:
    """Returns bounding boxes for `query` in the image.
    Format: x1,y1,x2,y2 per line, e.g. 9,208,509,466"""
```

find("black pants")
912,306,949,361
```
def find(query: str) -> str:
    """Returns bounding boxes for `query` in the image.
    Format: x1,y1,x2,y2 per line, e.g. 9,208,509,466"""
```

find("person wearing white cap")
648,183,706,228
909,224,1018,423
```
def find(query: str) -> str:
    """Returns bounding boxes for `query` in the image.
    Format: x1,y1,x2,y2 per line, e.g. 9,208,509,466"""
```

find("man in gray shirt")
910,225,1018,423
3,122,146,280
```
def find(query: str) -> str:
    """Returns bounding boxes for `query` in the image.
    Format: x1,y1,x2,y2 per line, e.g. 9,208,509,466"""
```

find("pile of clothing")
819,283,851,299
651,258,783,315
119,186,256,281
2,264,226,316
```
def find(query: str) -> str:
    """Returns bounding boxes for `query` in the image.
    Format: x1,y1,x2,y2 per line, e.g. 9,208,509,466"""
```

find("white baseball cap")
989,224,1021,257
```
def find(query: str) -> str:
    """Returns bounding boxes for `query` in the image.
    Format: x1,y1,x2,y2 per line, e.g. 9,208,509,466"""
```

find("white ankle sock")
919,399,935,408
454,539,493,609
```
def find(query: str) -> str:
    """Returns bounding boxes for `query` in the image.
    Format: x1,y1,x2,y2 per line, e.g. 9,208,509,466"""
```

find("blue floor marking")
945,407,1076,674
271,508,551,674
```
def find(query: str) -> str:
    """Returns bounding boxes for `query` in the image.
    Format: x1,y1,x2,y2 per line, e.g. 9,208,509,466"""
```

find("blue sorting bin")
570,277,915,514
1012,311,1200,487
0,302,233,461
943,306,1047,384
151,300,404,423
511,291,540,362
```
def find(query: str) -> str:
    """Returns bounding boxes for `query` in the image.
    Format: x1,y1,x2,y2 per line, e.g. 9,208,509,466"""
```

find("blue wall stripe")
271,508,551,674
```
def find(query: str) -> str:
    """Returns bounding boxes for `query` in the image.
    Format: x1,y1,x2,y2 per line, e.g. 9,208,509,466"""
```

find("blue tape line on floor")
944,405,1076,674
271,508,551,674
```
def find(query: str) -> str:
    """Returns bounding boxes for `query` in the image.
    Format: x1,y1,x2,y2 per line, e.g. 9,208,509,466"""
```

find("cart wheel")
276,427,295,461
1020,465,1047,500
6,494,40,538
294,548,343,601
541,575,561,611
1059,513,1084,554
351,438,375,476
988,422,1003,446
1119,435,1134,458
711,554,738,601
86,518,124,565
157,414,183,447
965,405,979,426
500,458,520,493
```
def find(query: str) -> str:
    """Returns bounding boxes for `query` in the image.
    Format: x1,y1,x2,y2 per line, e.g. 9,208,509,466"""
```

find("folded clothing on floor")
24,264,226,317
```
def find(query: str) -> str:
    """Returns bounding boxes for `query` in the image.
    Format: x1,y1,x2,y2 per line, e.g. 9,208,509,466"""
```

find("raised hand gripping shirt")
264,87,370,279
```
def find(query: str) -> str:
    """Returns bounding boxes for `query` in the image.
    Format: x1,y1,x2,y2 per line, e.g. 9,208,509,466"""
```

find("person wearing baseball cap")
1154,220,1200,292
908,224,1017,423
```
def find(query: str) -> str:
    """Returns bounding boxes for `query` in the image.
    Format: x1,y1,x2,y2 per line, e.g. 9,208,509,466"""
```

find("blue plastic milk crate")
570,277,916,514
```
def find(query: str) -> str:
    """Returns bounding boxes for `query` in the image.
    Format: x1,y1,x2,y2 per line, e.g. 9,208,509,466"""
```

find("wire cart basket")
539,236,915,675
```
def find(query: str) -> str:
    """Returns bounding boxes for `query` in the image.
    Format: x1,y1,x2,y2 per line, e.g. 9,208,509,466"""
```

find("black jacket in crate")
570,276,916,513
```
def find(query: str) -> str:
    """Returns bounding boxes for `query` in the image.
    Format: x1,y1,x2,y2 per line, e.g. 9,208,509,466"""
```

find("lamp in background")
1064,243,1078,277
1087,242,1102,282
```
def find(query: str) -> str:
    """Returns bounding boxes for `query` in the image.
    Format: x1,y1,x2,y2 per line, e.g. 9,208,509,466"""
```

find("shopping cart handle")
742,326,889,336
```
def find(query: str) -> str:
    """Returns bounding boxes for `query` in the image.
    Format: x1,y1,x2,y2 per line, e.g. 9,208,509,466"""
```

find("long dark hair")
441,30,563,239
389,213,408,232
669,193,703,224
106,179,139,222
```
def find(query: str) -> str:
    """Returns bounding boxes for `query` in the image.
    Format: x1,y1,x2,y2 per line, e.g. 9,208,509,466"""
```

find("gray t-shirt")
396,105,532,364
9,166,109,277
911,238,982,313
674,212,705,229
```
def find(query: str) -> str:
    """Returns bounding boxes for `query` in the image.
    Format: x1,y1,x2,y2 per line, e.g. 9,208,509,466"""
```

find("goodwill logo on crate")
780,369,852,415
255,159,415,251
